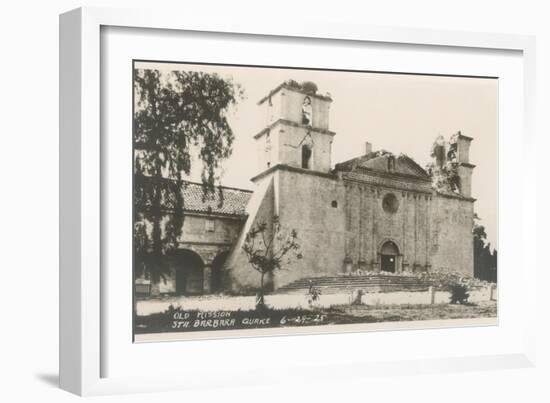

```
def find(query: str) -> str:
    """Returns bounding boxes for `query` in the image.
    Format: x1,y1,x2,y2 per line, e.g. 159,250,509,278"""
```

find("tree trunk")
260,272,264,292
256,272,265,309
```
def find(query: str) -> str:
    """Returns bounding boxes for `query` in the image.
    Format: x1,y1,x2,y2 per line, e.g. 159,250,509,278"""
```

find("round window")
382,193,399,214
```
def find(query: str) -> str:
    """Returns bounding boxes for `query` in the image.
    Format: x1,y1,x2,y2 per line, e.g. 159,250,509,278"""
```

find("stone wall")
278,88,331,130
226,167,347,291
342,170,434,272
278,124,333,172
177,214,244,247
274,168,346,288
150,214,245,294
343,183,474,275
227,166,474,292
429,194,474,276
224,176,276,292
255,121,334,173
257,85,331,130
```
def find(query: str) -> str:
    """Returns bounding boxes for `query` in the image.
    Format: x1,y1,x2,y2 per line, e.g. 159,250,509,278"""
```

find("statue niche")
302,96,313,126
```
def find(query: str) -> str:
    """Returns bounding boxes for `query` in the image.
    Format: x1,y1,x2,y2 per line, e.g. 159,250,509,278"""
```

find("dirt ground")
136,288,497,316
326,301,497,324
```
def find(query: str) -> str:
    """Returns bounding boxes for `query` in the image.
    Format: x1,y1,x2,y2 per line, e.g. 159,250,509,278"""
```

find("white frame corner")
59,6,537,396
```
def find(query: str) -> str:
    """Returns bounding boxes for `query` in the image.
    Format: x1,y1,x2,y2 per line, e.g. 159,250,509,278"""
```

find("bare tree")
242,216,302,308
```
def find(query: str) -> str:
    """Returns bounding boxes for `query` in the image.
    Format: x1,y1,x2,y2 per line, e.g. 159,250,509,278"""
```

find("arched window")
301,144,312,169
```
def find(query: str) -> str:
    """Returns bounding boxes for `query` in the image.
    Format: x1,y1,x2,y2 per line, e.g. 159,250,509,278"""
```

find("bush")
307,284,321,307
415,269,480,305
449,284,470,304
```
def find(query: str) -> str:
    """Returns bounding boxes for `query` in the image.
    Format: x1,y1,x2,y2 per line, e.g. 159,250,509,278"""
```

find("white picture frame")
59,6,537,396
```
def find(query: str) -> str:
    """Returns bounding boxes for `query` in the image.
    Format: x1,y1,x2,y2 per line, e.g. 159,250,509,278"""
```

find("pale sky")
135,61,498,248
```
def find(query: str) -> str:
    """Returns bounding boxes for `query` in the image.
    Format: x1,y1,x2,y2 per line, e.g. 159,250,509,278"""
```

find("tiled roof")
181,182,252,216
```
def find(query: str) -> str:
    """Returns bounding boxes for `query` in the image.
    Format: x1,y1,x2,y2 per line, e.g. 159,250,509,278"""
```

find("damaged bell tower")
429,131,475,197
454,131,475,197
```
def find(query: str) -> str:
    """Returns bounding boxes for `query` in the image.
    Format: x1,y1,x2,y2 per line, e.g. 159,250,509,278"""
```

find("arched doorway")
170,249,204,295
211,251,230,293
380,241,399,273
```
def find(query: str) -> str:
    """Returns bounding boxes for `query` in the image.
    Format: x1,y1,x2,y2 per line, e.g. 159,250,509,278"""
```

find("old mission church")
137,80,476,296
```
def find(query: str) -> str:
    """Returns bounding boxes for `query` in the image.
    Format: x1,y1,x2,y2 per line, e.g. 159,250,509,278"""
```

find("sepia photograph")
132,60,498,342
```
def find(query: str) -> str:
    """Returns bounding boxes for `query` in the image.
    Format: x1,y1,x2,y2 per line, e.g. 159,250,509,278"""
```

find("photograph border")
60,6,537,396
130,58,499,342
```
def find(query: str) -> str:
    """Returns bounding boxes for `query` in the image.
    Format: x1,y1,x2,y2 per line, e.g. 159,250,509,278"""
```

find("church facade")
223,81,476,292
138,80,476,296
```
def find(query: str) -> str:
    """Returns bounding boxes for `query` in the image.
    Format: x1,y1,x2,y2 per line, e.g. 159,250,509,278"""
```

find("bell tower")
455,131,475,197
253,80,334,177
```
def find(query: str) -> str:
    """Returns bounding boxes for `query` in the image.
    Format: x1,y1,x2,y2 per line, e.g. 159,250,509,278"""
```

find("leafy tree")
473,213,487,242
472,214,497,282
133,69,243,283
242,216,303,308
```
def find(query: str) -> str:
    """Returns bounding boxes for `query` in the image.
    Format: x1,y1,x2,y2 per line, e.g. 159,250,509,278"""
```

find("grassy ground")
135,301,497,334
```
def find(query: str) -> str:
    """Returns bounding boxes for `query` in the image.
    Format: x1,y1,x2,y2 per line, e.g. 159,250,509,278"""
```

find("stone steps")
276,274,430,294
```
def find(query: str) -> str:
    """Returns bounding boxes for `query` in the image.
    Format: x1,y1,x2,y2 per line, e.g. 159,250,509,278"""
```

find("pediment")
336,152,430,181
361,155,429,179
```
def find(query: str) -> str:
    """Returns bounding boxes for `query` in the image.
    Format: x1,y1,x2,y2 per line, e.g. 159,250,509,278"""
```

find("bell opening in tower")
301,144,312,169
